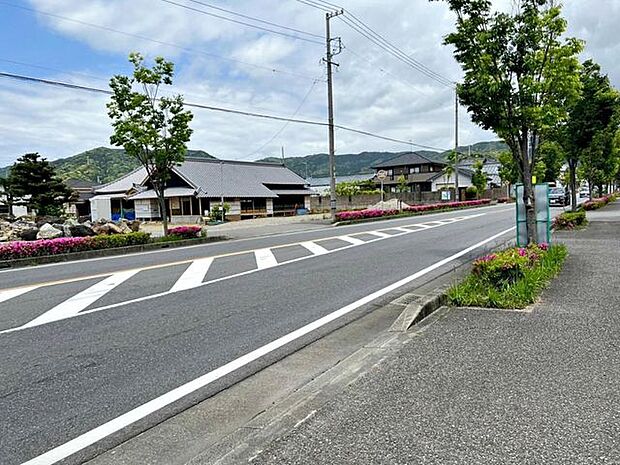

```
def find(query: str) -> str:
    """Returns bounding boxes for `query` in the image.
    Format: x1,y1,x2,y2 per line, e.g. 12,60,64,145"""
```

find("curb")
389,288,449,332
0,235,228,269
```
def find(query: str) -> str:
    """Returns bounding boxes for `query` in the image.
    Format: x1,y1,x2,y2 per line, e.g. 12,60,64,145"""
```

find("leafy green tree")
471,160,487,197
6,153,74,216
107,52,194,234
335,180,379,196
537,141,565,183
437,0,583,243
498,151,520,185
550,60,620,208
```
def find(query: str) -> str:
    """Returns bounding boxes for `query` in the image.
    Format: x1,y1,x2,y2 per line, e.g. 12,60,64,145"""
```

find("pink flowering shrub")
472,243,550,287
335,199,491,222
168,225,202,239
0,232,151,261
582,193,618,211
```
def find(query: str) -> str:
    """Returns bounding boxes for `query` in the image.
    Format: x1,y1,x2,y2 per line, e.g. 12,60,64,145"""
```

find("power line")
0,71,449,153
297,0,454,87
181,0,324,39
158,0,324,45
239,79,321,160
0,0,321,82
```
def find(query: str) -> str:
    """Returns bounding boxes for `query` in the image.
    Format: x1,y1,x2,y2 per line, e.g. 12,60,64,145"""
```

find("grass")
448,244,568,309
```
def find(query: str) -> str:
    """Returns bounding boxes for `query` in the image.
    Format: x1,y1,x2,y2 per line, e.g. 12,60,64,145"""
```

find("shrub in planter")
552,210,587,230
472,244,548,288
465,186,478,200
168,225,202,239
89,232,151,249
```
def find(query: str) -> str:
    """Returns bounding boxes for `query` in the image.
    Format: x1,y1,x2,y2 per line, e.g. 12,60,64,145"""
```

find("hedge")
335,199,492,222
552,210,587,230
0,232,151,261
582,193,619,211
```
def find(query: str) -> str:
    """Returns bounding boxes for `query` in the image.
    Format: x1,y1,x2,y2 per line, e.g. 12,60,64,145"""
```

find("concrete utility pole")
454,87,460,201
324,8,343,221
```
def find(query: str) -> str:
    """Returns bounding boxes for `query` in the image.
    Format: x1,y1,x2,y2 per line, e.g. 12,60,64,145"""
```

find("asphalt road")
1,204,520,464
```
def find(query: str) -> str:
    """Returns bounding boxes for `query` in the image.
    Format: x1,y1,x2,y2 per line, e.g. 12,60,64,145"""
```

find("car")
549,187,569,206
579,188,589,198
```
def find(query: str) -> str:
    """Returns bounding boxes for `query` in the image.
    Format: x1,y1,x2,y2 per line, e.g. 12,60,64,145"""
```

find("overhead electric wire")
297,0,455,87
158,0,324,45
0,0,321,82
0,71,449,153
181,0,324,39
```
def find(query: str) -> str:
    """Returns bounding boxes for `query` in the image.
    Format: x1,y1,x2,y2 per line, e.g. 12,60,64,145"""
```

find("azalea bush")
582,193,619,211
449,243,567,309
552,210,587,230
335,199,492,222
0,232,151,261
168,225,203,239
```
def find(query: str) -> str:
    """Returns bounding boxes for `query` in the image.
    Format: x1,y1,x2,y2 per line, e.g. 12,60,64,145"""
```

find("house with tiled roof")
90,158,315,222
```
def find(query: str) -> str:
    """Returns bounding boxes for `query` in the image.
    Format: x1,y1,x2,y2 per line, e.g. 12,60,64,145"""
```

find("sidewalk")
251,202,620,464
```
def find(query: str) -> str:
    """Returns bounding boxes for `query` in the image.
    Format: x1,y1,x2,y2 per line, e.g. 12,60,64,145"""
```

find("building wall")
266,198,274,215
135,199,159,220
90,198,112,221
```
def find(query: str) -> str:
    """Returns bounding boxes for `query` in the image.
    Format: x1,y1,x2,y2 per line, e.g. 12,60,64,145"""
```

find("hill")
257,141,508,178
0,147,215,183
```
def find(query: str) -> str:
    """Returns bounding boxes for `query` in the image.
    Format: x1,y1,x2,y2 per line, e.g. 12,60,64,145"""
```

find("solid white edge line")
0,205,512,275
0,213,483,334
20,226,515,465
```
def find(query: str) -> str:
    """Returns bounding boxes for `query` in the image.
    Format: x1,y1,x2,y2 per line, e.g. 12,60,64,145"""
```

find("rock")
92,224,111,235
108,223,123,234
19,228,39,241
36,216,64,228
64,218,79,227
129,220,141,232
37,223,63,240
69,225,96,237
117,222,132,234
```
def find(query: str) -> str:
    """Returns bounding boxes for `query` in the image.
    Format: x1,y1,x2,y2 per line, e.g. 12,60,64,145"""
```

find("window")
409,166,420,174
429,166,435,172
181,197,191,215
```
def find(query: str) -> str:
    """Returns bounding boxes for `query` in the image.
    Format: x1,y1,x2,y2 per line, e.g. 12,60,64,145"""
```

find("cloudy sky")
0,0,619,167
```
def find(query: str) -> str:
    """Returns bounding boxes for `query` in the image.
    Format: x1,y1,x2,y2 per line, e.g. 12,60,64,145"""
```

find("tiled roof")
372,152,444,169
94,168,148,194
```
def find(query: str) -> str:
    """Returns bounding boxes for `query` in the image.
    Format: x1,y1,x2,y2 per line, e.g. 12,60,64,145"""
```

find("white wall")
90,198,112,221
135,199,159,220
432,172,473,192
266,198,274,215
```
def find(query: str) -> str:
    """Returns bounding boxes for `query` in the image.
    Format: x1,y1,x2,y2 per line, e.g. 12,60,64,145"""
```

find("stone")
36,216,64,228
117,222,132,234
19,228,39,241
37,223,63,240
129,220,141,232
69,225,96,237
108,223,123,234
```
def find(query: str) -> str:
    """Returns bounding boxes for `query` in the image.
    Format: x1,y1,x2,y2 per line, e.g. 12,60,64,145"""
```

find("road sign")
377,170,387,180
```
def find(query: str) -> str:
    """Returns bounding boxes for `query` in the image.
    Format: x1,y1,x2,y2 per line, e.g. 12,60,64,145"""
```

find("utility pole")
454,87,460,201
324,8,343,221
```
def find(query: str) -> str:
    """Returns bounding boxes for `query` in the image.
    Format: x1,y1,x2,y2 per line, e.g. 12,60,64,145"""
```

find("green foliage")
552,210,587,230
465,186,478,200
107,52,194,235
211,202,231,221
396,175,408,194
449,244,567,309
89,231,151,249
497,151,520,185
7,153,74,216
335,180,380,196
537,141,565,183
438,0,583,243
471,160,487,195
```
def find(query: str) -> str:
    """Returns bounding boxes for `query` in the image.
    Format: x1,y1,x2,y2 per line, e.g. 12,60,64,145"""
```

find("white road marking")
413,223,433,229
254,248,278,270
300,241,329,255
366,231,392,238
0,286,39,304
0,212,487,334
169,258,214,293
337,235,365,246
20,226,515,465
392,227,413,233
19,270,140,329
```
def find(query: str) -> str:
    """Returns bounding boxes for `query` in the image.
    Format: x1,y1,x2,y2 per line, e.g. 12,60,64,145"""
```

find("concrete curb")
389,288,449,332
0,235,228,269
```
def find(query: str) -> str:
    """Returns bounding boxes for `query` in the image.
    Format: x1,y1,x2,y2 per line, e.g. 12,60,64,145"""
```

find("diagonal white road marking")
254,248,278,269
366,231,392,238
300,241,329,256
19,270,140,329
169,258,214,293
19,226,515,465
337,235,365,246
0,285,39,304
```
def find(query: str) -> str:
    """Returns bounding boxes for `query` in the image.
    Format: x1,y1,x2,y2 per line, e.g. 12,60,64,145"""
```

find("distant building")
0,186,28,217
372,152,473,196
459,158,502,188
90,158,315,222
65,179,95,218
308,174,376,195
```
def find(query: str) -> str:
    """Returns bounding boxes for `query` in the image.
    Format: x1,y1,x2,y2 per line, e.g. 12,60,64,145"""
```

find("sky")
0,0,619,167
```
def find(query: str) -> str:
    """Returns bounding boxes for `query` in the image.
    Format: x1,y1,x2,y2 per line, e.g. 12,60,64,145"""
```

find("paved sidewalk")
252,202,620,464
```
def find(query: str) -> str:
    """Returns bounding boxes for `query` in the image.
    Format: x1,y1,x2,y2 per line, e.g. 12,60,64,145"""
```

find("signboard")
441,190,451,201
376,170,387,180
515,183,551,246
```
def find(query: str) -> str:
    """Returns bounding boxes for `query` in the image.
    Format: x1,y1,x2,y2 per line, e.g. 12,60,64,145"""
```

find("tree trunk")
519,137,537,245
156,190,169,236
569,160,578,212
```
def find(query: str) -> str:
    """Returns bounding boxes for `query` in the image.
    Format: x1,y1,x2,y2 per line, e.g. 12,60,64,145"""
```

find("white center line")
300,241,329,255
169,257,214,293
254,248,278,270
19,226,515,465
19,270,140,329
337,236,365,246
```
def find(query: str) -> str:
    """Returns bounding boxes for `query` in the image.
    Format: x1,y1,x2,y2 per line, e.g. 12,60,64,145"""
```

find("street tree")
436,0,583,243
551,60,620,207
471,160,487,197
107,52,194,235
7,153,73,216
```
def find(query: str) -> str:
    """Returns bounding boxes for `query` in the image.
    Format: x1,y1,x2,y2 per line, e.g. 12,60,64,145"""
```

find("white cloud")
1,0,618,167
